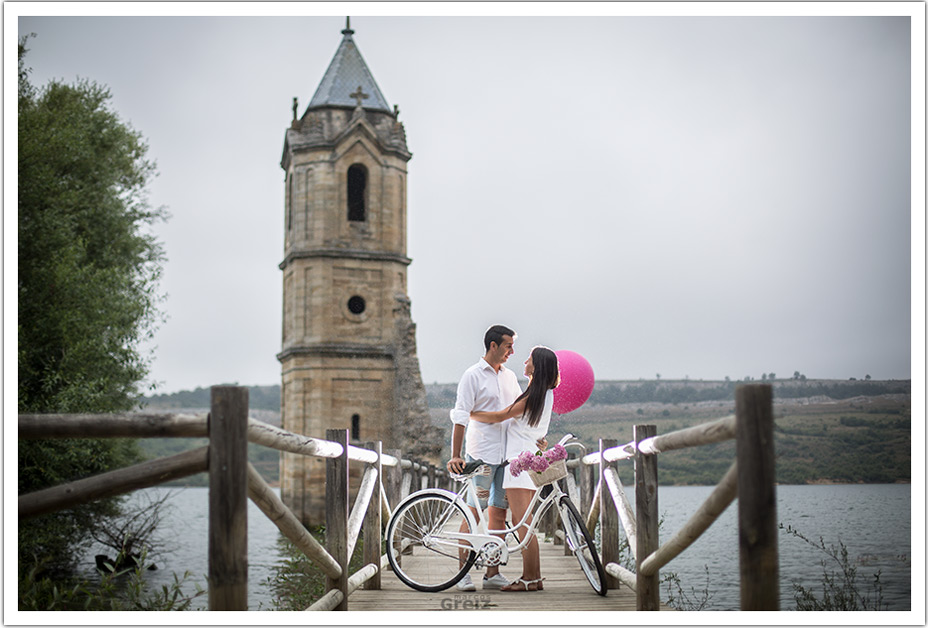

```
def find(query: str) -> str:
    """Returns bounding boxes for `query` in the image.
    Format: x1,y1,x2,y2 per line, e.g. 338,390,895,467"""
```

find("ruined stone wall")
392,293,443,462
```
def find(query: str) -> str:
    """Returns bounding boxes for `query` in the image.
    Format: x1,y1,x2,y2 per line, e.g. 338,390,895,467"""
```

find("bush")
780,524,887,611
263,526,370,610
19,550,205,611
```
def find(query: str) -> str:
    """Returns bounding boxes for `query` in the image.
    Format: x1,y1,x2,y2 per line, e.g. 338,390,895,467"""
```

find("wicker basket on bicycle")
529,458,568,487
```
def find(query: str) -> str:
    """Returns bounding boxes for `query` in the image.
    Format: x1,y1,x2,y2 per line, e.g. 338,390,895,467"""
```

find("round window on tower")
347,295,366,315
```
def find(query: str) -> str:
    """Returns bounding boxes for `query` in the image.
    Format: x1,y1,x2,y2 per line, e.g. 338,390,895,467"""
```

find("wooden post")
208,386,249,611
414,459,424,492
580,458,595,520
599,439,621,589
400,463,412,501
635,425,659,610
325,429,349,610
735,384,779,610
385,449,403,512
385,448,403,570
362,441,383,590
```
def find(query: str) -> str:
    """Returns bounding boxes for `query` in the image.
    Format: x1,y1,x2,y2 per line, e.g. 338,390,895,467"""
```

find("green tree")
18,36,166,576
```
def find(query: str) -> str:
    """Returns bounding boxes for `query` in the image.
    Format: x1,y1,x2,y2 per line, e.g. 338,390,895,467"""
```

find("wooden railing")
19,383,778,611
18,385,452,610
566,383,778,610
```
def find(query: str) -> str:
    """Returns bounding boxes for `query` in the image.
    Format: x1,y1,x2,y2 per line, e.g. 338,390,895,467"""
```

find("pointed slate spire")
307,18,391,113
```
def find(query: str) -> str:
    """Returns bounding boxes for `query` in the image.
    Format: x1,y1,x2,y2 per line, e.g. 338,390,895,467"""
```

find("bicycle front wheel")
386,491,477,592
558,496,607,596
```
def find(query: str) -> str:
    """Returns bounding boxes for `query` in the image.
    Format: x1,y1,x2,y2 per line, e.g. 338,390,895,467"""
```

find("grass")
429,393,910,486
261,526,374,610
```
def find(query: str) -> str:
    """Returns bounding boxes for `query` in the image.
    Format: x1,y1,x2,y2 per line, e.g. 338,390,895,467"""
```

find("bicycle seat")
449,459,487,480
461,459,486,474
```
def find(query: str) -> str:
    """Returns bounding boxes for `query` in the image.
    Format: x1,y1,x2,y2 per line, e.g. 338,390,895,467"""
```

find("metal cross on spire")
349,85,369,108
342,16,354,35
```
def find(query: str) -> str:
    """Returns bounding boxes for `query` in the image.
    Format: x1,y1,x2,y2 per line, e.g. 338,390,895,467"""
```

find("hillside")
139,379,911,486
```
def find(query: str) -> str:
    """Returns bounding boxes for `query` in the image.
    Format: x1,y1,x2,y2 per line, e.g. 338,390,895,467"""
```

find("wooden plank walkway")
349,540,672,611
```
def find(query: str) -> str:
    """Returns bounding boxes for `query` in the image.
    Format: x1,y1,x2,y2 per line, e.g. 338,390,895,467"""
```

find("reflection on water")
81,484,911,611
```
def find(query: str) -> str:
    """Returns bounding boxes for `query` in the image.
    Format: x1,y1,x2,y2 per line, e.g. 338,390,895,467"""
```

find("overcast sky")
11,4,923,393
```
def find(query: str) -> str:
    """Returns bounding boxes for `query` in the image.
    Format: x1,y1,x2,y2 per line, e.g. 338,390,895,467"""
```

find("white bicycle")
385,434,606,595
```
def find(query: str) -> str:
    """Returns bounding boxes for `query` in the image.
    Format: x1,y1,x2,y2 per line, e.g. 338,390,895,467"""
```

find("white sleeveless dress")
502,389,554,490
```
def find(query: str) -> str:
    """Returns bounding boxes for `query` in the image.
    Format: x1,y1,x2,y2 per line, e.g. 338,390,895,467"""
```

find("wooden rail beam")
208,385,249,611
605,561,638,590
639,462,738,576
581,440,636,465
347,445,379,464
380,481,392,525
247,419,343,458
246,462,341,579
637,415,735,455
18,413,208,439
384,448,401,515
603,467,637,562
347,466,379,559
585,478,602,533
307,562,379,611
18,447,208,519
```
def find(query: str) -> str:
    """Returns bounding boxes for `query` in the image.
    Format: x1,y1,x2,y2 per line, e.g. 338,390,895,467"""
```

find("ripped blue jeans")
464,454,508,510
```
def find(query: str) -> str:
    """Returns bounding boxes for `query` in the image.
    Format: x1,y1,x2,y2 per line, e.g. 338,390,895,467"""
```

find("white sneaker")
456,573,477,592
482,573,510,589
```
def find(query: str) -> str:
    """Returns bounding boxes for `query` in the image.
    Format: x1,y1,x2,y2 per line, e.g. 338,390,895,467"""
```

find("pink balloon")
552,350,594,414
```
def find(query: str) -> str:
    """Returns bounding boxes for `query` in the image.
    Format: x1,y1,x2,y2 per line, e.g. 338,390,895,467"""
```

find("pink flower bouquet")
510,443,568,477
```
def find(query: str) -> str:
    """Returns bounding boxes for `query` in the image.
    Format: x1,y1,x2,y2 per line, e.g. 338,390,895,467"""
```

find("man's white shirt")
450,358,522,465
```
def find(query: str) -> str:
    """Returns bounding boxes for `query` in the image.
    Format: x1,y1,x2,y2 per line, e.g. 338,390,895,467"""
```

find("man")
447,324,522,591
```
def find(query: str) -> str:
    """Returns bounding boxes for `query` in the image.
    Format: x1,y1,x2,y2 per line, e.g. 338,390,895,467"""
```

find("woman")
470,345,560,592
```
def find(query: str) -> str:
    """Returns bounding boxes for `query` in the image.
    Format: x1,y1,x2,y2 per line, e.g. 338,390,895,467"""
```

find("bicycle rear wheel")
558,495,607,596
386,491,477,592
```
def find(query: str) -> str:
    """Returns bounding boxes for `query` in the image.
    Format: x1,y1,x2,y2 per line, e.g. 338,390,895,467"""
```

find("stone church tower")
278,21,441,525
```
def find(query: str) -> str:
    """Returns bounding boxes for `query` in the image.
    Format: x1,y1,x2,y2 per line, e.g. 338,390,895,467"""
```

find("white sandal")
501,577,544,592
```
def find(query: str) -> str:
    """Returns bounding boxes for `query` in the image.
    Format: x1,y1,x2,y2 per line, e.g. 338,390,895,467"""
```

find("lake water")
656,483,911,611
81,484,911,611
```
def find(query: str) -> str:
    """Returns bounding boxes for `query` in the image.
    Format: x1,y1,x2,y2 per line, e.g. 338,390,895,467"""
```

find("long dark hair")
512,346,560,428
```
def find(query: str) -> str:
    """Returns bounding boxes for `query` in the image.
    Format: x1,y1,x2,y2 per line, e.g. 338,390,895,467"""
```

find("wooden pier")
349,540,669,611
19,384,777,612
